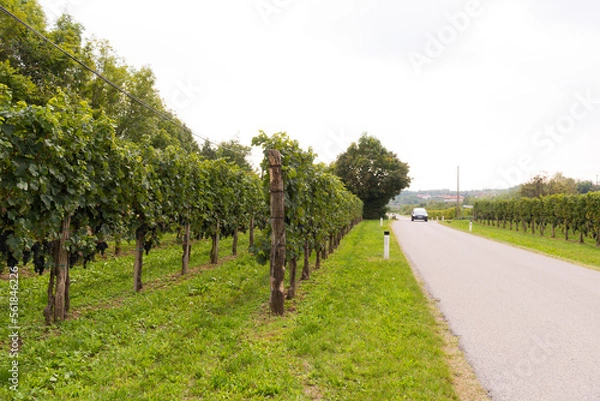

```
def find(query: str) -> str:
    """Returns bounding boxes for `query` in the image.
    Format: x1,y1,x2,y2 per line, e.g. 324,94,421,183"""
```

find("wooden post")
248,216,255,250
181,222,191,275
313,233,321,269
43,257,55,325
44,215,71,323
328,234,334,254
133,225,146,292
287,256,297,300
114,234,122,256
210,220,220,264
54,216,71,322
268,149,286,315
315,246,321,269
232,228,239,256
301,239,310,280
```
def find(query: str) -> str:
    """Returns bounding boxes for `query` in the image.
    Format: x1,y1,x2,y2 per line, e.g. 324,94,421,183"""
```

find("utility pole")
456,166,461,219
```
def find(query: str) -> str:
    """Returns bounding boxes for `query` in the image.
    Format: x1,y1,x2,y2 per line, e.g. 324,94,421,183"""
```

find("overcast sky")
38,0,600,191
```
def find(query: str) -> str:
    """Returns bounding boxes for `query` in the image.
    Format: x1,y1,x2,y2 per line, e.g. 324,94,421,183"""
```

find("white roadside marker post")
469,221,473,232
380,217,383,227
384,231,390,260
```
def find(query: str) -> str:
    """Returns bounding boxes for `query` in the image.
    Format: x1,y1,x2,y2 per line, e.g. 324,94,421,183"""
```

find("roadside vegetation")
444,220,600,271
1,222,460,400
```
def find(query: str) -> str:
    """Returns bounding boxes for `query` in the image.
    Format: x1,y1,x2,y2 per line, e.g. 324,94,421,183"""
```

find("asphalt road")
392,218,600,401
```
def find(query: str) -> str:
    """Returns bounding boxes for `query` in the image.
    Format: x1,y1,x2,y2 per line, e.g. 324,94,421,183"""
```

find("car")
411,207,428,222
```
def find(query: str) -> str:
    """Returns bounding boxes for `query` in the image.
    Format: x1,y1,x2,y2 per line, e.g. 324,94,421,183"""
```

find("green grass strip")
1,222,457,400
444,220,600,270
277,220,458,400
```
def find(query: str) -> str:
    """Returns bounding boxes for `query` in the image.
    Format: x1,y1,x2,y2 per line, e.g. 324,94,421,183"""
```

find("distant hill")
390,188,516,207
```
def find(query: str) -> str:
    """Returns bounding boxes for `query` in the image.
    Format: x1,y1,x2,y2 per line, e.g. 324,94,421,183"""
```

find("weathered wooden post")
268,149,286,315
181,222,191,274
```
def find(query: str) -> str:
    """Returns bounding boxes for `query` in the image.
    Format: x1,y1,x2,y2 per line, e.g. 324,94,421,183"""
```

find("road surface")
392,218,600,401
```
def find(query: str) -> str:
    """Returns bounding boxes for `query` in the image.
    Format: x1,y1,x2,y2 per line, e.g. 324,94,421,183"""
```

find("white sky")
38,0,600,191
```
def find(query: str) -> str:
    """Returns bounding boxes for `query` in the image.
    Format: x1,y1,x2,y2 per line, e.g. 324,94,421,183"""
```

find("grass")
280,221,458,400
444,220,600,271
1,222,458,400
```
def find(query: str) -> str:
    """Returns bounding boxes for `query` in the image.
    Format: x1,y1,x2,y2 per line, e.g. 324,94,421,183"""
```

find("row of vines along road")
474,193,600,245
252,132,363,315
0,84,363,323
427,207,473,221
0,85,265,324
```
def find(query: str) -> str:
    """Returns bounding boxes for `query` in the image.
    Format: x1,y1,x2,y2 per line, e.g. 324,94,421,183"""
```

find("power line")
0,4,241,153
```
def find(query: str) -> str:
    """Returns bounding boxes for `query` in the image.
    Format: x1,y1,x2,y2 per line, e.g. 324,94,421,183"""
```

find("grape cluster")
32,240,52,275
143,229,160,255
1,234,113,274
96,241,109,256
67,240,110,269
0,231,19,269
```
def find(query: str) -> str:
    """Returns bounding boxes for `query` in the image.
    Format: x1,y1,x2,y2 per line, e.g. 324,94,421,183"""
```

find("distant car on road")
411,208,428,222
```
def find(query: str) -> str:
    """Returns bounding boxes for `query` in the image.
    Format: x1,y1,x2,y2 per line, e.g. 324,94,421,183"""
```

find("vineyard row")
0,87,363,322
473,193,600,245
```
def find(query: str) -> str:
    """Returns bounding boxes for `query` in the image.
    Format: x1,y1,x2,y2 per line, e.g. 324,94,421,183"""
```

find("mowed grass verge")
1,221,457,400
444,220,600,270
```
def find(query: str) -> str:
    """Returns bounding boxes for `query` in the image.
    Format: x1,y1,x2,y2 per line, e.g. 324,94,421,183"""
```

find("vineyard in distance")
391,173,600,272
392,173,600,247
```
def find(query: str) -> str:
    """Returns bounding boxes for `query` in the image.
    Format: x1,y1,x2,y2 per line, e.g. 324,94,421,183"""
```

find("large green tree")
199,138,253,171
0,1,199,152
520,172,578,198
334,134,411,219
216,139,252,170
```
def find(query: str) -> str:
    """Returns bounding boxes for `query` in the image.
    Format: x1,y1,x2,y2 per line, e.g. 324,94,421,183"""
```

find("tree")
547,173,577,195
200,139,217,160
519,174,548,198
0,59,42,104
577,180,595,194
0,0,51,102
334,134,410,219
520,173,578,198
1,4,199,153
216,139,252,170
